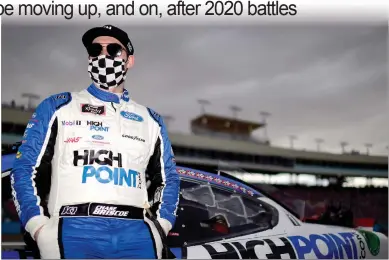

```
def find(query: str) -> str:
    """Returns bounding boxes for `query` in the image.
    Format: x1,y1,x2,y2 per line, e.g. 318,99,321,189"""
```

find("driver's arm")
10,92,71,240
146,108,180,235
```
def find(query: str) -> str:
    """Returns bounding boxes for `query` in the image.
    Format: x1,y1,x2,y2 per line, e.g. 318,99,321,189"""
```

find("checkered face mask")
88,55,128,90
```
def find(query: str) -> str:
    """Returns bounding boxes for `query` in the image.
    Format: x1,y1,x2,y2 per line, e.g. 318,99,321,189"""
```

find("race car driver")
10,25,180,259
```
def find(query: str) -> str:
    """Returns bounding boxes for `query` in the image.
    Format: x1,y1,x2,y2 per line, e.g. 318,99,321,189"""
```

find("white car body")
173,167,388,259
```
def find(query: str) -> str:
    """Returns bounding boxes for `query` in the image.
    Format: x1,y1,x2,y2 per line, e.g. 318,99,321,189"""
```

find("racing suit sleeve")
10,92,71,240
146,108,180,235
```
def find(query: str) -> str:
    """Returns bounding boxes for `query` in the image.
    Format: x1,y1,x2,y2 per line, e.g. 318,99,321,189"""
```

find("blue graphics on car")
92,135,104,140
120,111,143,122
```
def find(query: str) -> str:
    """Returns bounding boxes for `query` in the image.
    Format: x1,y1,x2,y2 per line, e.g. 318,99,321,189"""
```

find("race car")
1,144,388,259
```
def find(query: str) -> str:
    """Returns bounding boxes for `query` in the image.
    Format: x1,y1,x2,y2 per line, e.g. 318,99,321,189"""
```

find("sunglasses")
87,43,127,58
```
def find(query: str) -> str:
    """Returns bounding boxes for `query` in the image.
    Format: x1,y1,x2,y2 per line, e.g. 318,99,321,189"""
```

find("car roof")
176,166,263,198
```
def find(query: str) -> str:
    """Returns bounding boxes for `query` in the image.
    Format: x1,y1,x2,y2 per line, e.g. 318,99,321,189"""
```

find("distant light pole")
230,105,242,119
260,111,271,141
315,138,324,152
21,93,40,110
340,141,349,154
289,135,297,149
197,99,211,115
230,105,242,139
364,143,373,155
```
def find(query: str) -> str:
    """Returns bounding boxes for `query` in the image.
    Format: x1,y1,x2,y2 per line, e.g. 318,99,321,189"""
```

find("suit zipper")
111,102,116,112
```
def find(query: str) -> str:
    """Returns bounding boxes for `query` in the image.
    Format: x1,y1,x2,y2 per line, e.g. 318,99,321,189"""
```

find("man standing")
11,25,180,259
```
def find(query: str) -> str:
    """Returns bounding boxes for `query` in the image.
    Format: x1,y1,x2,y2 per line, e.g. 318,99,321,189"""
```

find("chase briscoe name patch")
92,205,129,217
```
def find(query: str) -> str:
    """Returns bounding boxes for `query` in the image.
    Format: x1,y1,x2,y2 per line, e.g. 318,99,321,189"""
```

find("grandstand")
2,104,387,181
1,102,388,230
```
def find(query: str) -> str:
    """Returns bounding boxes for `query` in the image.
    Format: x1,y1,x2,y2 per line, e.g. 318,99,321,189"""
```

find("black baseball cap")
82,25,134,55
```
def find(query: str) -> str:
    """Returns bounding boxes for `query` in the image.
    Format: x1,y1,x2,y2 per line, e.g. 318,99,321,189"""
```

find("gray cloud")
2,23,387,155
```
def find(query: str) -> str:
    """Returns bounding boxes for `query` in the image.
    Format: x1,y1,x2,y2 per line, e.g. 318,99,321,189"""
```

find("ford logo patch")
92,135,104,140
120,111,143,122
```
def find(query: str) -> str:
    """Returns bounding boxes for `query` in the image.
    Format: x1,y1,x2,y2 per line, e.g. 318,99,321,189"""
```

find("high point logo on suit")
87,121,109,132
73,149,140,188
120,111,143,122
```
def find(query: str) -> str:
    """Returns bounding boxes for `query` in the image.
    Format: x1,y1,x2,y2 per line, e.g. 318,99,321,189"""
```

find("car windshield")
181,178,276,226
166,177,278,247
217,160,307,220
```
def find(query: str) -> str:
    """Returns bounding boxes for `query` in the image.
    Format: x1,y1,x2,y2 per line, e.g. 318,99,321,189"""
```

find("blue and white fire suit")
10,84,180,259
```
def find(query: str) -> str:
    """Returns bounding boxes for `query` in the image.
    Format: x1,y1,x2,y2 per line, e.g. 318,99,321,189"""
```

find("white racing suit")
10,83,180,259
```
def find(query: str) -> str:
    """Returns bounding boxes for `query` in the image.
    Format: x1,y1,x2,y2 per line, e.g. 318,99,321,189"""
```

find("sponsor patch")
357,230,380,256
122,134,145,142
55,94,67,99
29,113,39,122
120,111,143,122
92,205,129,217
81,104,106,115
62,120,81,126
64,137,82,143
16,151,22,159
92,135,104,140
74,149,140,188
61,206,78,216
88,121,109,132
122,91,130,101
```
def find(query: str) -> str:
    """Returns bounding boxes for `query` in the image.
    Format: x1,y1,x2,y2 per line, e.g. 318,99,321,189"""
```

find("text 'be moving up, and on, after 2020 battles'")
0,1,297,20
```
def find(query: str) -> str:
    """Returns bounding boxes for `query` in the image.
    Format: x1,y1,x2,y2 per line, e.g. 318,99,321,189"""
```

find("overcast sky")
1,23,387,156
